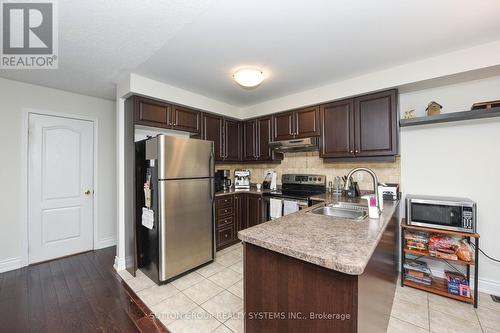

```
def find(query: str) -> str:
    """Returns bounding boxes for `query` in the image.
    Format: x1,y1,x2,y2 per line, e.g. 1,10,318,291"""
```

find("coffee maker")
215,170,231,192
234,169,251,189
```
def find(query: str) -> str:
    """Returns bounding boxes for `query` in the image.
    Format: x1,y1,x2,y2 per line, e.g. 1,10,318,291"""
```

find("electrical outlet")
356,172,363,181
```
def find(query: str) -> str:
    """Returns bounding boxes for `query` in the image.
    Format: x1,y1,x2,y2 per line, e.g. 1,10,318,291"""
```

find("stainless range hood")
269,137,319,153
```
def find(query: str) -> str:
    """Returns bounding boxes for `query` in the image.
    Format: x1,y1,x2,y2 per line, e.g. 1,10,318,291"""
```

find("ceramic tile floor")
119,243,500,333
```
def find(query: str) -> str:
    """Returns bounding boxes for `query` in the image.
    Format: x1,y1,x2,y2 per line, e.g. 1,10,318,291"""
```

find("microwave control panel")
462,207,474,229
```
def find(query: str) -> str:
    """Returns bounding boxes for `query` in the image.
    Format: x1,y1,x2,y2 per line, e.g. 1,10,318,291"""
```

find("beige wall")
217,152,400,190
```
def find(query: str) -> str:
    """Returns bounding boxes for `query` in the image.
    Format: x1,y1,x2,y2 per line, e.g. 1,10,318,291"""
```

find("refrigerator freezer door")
147,135,214,180
158,178,214,281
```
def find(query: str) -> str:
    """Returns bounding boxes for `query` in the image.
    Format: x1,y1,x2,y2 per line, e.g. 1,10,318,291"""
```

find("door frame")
21,108,99,266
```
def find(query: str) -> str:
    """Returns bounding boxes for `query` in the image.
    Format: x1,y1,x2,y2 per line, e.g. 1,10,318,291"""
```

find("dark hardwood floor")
0,246,166,333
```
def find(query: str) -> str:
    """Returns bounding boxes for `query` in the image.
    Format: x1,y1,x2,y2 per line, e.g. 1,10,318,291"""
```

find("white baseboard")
475,277,500,296
114,255,126,271
0,257,22,273
95,236,117,249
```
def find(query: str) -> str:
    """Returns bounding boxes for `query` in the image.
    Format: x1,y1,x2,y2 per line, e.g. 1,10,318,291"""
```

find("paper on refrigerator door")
142,207,154,230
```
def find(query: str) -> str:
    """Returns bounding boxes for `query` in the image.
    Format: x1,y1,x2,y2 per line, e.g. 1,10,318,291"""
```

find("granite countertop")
215,186,269,197
238,194,400,275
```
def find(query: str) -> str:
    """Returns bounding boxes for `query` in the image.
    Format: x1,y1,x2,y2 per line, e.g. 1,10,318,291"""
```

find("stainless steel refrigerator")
135,135,215,284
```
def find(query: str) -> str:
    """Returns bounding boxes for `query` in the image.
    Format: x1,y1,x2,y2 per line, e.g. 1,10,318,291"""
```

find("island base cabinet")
243,207,398,333
244,243,357,333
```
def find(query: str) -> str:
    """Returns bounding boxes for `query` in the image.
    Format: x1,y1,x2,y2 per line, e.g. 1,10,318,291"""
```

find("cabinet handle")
355,150,359,153
349,150,353,153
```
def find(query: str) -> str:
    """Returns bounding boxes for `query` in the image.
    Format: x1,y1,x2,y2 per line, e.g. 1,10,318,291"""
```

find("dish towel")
270,198,283,220
283,200,299,215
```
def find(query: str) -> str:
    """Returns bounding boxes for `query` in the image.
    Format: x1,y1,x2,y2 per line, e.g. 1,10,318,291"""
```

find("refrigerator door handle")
209,150,215,179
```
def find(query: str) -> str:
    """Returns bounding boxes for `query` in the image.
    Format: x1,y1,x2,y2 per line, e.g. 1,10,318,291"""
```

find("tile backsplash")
216,152,400,191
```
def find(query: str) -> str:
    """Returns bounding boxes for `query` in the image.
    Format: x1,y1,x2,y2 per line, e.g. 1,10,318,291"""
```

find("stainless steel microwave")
406,195,476,233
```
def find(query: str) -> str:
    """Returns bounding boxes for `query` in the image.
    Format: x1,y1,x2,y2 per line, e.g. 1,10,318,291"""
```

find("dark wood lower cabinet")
215,193,264,251
246,193,264,228
243,207,399,333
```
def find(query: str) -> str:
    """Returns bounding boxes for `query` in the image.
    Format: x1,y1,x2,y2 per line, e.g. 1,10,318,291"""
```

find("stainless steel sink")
309,202,368,221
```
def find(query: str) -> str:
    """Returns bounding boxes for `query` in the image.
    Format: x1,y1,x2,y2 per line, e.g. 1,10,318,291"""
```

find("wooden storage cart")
400,219,479,308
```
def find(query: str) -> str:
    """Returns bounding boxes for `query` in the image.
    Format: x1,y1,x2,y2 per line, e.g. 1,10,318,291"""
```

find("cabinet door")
354,90,397,157
273,111,295,141
295,106,320,138
234,194,244,231
172,105,200,133
319,100,354,158
246,194,263,227
134,97,170,128
243,120,257,161
202,114,223,161
256,116,273,161
224,119,242,161
217,225,236,249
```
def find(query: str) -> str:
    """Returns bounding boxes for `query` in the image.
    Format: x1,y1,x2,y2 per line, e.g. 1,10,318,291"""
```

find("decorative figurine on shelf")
426,101,442,116
403,109,416,119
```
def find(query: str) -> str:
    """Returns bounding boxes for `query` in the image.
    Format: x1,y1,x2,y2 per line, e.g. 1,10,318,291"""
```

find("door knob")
84,190,92,196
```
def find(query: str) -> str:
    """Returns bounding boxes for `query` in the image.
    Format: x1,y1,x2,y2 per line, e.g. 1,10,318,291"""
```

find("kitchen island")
238,195,400,333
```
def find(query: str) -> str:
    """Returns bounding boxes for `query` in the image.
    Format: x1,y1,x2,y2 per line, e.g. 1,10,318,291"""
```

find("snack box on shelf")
404,231,429,251
445,270,471,298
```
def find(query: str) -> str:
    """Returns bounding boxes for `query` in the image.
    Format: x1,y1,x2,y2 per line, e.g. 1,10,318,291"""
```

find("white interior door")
28,114,94,264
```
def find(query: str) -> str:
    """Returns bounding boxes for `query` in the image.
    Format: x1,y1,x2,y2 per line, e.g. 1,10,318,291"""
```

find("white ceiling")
2,0,500,107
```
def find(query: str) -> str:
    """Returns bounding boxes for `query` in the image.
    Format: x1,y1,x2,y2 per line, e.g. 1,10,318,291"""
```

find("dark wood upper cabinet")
273,111,295,141
134,97,170,128
273,107,320,141
243,116,280,162
133,96,201,134
295,106,320,138
354,90,397,157
320,99,354,158
202,113,224,161
320,89,397,159
256,116,273,161
131,90,397,163
243,120,257,161
171,105,200,133
224,119,242,162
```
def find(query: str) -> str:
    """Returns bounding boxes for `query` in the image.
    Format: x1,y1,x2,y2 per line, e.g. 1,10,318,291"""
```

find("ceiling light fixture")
233,68,264,88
